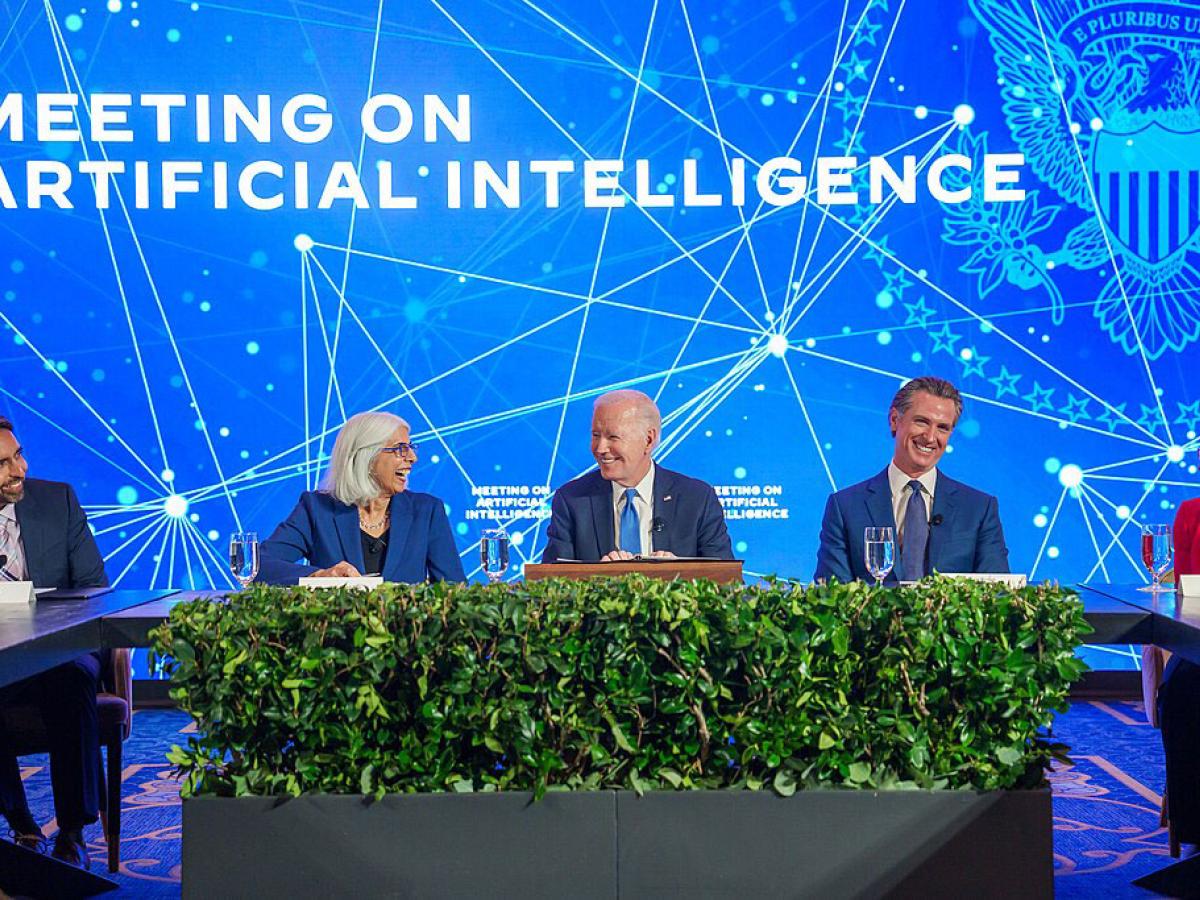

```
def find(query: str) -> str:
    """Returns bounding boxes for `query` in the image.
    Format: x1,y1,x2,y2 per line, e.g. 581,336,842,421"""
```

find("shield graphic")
1092,122,1200,265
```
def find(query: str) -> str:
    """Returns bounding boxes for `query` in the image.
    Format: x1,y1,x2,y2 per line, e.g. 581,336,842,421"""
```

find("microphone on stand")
930,514,944,527
651,517,666,533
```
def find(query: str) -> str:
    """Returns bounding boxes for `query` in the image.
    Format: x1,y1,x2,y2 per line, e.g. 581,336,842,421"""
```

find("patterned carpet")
9,701,1193,896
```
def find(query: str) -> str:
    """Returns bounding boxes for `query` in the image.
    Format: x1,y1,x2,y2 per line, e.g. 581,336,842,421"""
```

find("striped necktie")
0,514,26,581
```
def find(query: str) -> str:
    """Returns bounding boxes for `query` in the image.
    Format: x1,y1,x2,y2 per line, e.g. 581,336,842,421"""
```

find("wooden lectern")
524,559,743,585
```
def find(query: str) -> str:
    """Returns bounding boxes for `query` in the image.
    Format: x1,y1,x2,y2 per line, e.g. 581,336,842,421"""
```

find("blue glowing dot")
207,529,220,541
609,86,623,100
240,450,250,459
761,93,776,107
55,360,68,373
701,35,720,54
167,27,181,42
91,368,105,382
877,331,892,345
194,419,205,430
404,299,427,322
10,260,24,274
957,418,980,439
249,250,268,268
65,13,83,31
734,466,747,479
1033,514,1048,528
910,351,922,363
169,375,183,388
245,341,260,355
455,522,468,536
735,540,748,553
417,165,429,177
4,291,13,300
664,173,677,186
541,262,553,274
199,301,211,312
875,290,893,309
1043,457,1061,474
116,486,138,506
12,335,24,346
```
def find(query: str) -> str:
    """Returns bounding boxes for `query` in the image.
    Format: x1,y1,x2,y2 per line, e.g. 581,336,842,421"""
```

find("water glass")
1139,524,1173,593
864,527,895,587
229,531,260,589
481,528,510,584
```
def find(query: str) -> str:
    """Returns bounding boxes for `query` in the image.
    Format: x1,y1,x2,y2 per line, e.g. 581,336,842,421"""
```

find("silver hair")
321,412,410,507
889,376,963,435
594,389,662,449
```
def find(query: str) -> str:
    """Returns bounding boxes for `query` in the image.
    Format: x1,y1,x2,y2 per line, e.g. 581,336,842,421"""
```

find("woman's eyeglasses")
378,442,418,456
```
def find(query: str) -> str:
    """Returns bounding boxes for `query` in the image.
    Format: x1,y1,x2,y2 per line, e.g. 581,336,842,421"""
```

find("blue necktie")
901,479,929,582
619,487,640,554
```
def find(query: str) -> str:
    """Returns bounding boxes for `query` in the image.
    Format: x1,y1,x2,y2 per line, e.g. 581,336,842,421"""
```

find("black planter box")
183,788,1051,898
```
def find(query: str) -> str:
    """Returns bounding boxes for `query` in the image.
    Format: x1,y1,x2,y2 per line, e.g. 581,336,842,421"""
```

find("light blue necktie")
900,480,929,582
619,487,641,554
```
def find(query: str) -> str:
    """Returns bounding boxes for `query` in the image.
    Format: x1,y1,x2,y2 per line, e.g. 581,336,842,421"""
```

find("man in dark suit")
542,390,733,563
0,416,107,867
814,376,1009,583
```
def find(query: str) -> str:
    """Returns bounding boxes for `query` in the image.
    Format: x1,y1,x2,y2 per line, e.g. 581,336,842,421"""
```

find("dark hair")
889,377,963,434
0,416,11,432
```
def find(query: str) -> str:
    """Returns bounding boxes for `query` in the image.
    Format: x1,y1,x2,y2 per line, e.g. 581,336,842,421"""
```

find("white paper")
937,573,1028,589
297,576,384,590
1180,574,1200,597
0,581,36,604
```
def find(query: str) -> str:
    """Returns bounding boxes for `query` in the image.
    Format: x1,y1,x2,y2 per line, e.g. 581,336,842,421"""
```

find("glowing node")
1033,514,1048,528
952,103,974,125
914,105,928,120
1166,445,1185,463
1058,464,1083,489
164,494,189,518
107,0,122,11
293,233,314,252
959,347,973,360
161,468,175,482
1047,546,1060,559
510,531,525,547
207,529,220,541
766,334,789,358
1116,505,1131,520
1090,117,1103,131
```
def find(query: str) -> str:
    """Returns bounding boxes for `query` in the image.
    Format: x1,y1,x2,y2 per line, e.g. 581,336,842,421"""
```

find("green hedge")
153,575,1090,799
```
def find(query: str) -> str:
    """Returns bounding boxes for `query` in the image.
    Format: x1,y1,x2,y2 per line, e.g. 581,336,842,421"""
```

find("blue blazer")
541,467,733,563
258,490,466,585
813,468,1009,583
14,478,108,588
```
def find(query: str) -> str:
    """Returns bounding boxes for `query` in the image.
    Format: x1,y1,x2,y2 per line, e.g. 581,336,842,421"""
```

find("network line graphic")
0,0,1196,664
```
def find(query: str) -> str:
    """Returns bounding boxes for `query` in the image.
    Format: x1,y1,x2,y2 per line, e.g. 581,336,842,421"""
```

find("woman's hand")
310,561,362,578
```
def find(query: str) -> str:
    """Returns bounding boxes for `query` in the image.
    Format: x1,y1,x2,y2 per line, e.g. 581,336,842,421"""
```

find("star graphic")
988,365,1021,399
1096,402,1128,432
883,267,914,300
959,348,989,378
1175,399,1200,433
864,235,893,266
846,202,874,227
1138,403,1166,434
835,89,866,119
929,322,961,355
1058,394,1091,424
840,51,872,84
834,126,866,155
869,0,890,12
903,296,935,328
854,18,884,47
1023,381,1056,414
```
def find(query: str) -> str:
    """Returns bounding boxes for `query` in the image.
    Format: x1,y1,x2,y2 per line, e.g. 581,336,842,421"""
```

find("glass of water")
1139,524,1173,593
481,528,509,584
229,531,260,589
864,527,895,587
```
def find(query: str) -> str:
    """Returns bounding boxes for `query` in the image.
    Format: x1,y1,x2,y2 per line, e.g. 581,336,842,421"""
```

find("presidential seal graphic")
968,0,1200,359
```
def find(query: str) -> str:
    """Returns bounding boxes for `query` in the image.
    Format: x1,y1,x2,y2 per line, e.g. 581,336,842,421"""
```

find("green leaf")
847,762,870,784
773,770,797,797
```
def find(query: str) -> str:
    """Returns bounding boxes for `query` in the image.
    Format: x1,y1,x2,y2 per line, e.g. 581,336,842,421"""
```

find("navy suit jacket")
814,467,1009,583
13,478,108,588
258,490,466,585
541,466,733,563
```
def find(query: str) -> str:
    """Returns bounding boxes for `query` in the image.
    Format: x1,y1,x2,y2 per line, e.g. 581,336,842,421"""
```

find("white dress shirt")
611,461,655,556
0,503,28,580
887,462,937,547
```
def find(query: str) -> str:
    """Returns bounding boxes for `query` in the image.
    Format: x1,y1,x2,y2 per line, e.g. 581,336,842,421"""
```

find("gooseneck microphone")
930,514,944,526
651,517,666,533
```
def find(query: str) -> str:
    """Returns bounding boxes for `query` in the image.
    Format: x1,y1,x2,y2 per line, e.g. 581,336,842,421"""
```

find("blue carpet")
13,701,1192,896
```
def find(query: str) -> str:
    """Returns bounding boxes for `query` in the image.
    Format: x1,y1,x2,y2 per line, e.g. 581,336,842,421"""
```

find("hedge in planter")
152,575,1090,799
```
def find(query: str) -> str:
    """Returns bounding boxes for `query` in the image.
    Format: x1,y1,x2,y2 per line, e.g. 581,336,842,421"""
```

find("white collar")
888,461,937,498
0,503,16,525
611,460,655,503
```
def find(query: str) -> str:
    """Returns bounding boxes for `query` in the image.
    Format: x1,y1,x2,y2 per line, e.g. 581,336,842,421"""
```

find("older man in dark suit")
0,416,107,867
542,390,733,563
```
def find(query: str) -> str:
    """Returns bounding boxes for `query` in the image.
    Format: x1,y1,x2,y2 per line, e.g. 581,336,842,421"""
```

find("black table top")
0,589,178,688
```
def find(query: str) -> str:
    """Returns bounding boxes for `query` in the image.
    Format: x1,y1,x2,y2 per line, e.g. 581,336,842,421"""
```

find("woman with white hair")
257,412,465,584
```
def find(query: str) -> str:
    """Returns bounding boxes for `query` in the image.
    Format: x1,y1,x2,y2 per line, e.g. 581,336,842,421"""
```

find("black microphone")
651,517,666,533
930,514,944,526
0,554,7,567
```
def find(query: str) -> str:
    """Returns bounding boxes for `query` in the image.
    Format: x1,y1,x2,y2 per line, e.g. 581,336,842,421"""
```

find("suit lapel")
863,468,896,532
928,473,959,573
587,473,615,558
334,501,366,573
651,466,676,553
12,485,47,584
383,492,414,581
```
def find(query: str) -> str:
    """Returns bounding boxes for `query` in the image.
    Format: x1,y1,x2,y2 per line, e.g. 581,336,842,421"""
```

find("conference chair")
1142,643,1181,857
0,648,133,873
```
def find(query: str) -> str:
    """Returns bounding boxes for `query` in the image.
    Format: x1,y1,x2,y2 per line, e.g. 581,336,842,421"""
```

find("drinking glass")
481,528,509,584
864,527,895,587
1139,524,1173,593
229,531,260,589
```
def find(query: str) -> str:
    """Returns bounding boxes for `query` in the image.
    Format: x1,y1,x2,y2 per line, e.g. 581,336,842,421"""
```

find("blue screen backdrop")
1,1,1197,675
